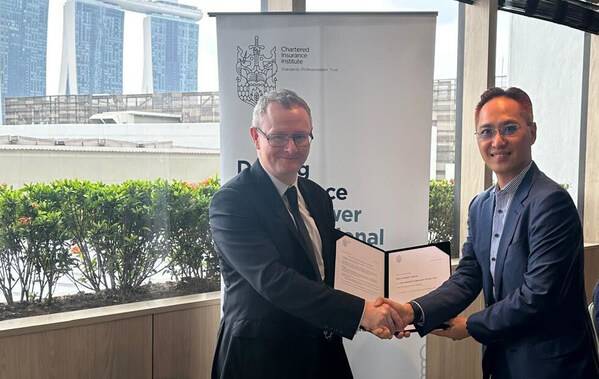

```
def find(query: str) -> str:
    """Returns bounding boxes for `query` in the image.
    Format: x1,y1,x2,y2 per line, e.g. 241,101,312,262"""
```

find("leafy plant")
0,187,29,305
18,183,75,303
428,179,455,256
87,181,169,295
58,180,111,292
164,179,220,288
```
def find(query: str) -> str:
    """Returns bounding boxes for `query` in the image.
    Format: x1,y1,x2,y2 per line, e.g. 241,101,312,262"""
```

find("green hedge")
0,178,220,305
0,177,455,306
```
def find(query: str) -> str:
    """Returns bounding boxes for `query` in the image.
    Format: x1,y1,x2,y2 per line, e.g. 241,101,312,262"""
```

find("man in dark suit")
386,87,599,378
209,89,402,379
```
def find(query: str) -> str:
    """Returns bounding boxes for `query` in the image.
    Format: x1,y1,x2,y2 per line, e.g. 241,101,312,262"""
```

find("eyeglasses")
256,127,314,147
475,123,521,140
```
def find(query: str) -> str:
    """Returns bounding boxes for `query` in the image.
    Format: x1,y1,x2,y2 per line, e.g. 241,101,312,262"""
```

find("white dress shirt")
265,171,325,280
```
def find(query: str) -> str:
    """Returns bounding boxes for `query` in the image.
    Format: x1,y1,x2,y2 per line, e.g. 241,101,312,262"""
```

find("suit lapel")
250,161,298,236
479,192,495,300
493,164,536,298
250,161,320,279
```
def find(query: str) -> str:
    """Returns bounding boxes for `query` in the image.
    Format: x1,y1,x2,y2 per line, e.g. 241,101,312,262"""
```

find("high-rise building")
0,0,49,98
60,0,124,95
430,75,507,180
143,14,199,93
432,78,457,180
59,0,201,95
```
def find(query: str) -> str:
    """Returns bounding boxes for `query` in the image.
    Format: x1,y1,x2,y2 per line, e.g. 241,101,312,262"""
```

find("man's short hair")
475,87,534,125
251,89,312,128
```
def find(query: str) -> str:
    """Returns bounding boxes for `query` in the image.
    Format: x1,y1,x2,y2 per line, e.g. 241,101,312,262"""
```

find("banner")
215,12,436,379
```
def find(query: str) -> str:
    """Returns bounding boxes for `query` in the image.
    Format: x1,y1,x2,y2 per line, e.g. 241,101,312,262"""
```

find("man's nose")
284,137,298,152
491,130,507,146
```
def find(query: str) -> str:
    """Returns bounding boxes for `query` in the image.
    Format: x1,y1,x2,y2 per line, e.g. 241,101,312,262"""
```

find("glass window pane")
0,0,259,317
496,11,584,203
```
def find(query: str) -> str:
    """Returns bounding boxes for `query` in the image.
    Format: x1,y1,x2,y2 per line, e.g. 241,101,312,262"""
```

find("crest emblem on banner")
236,36,278,106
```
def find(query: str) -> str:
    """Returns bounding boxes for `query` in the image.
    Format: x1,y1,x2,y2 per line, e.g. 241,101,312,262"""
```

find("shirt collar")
491,161,533,196
261,164,298,198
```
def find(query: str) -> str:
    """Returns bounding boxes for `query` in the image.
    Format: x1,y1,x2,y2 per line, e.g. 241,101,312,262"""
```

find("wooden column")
583,34,599,245
458,0,497,247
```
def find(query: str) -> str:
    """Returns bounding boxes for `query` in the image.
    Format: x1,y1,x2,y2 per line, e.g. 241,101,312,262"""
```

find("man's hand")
373,298,415,339
360,297,404,339
431,316,470,341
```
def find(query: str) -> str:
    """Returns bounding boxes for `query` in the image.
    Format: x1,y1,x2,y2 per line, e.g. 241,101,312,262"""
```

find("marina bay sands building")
0,0,49,98
60,0,125,95
59,0,201,95
143,13,199,93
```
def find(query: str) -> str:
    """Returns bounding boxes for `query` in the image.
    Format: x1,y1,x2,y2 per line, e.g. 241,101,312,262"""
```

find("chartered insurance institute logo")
236,36,278,106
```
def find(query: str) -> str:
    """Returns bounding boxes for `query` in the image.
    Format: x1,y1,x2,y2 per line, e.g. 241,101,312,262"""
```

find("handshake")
359,298,414,339
359,298,469,341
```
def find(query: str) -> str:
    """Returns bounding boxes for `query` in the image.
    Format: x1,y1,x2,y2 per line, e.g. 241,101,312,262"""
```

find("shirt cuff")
356,302,367,334
409,300,425,326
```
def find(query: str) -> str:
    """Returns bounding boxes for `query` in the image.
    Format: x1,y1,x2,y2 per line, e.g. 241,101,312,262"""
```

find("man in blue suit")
387,87,599,378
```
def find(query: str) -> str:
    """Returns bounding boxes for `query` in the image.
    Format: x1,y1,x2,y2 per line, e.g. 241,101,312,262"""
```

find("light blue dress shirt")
489,161,532,294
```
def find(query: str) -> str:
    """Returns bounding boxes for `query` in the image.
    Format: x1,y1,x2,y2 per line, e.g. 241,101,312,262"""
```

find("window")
496,11,584,202
0,0,259,318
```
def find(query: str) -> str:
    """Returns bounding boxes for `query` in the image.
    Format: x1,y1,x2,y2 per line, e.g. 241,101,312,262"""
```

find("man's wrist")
408,301,423,324
357,300,367,333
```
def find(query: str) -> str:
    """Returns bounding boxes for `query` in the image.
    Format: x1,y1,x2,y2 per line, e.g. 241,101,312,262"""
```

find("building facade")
60,0,124,95
0,0,49,98
144,14,199,93
432,78,457,180
59,0,201,96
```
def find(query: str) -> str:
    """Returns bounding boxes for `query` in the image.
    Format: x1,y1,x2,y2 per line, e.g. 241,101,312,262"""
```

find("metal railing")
2,92,220,125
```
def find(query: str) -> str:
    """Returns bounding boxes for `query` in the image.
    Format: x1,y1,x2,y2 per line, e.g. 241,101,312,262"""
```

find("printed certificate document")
334,233,451,303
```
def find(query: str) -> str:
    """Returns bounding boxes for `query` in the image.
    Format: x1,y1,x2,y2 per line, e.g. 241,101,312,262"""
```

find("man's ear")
250,127,260,149
529,122,537,145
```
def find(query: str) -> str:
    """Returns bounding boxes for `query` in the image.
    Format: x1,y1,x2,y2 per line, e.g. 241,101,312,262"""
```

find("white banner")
215,12,436,379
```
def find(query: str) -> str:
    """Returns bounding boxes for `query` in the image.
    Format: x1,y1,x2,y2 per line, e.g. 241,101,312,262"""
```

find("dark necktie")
285,186,320,278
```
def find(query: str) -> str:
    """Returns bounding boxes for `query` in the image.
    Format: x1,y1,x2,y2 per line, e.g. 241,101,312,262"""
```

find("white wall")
0,123,219,149
0,148,219,187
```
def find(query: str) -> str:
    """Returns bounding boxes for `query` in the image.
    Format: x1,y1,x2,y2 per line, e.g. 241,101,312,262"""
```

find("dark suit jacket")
209,160,364,379
414,163,599,379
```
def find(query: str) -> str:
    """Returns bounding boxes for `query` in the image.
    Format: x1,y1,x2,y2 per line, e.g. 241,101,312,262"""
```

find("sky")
45,0,475,95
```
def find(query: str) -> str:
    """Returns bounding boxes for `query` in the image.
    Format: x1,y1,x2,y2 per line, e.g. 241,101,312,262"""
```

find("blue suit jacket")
415,163,599,379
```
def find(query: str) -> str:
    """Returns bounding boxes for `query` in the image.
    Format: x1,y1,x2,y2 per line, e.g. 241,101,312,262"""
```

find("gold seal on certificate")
334,233,451,304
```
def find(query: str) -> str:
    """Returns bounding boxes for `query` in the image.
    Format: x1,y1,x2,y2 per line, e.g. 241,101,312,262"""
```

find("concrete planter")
0,291,220,379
